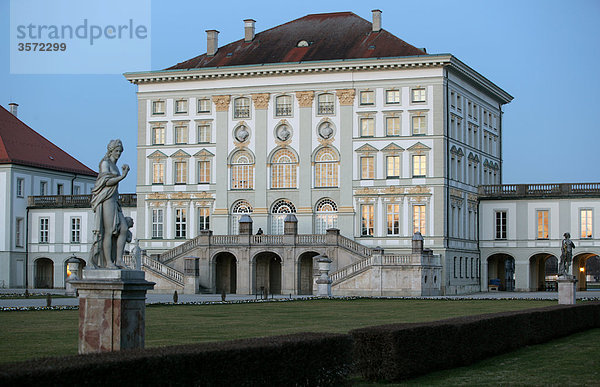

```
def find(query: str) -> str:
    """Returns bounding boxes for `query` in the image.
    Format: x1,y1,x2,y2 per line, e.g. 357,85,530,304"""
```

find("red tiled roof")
0,106,97,176
166,12,426,70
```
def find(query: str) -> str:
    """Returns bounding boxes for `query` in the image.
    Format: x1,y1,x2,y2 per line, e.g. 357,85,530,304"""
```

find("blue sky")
1,0,599,192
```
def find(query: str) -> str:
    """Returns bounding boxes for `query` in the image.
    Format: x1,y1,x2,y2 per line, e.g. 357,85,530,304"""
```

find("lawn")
0,298,554,364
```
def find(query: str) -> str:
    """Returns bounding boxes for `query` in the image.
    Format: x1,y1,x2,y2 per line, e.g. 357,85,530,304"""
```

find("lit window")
317,93,334,115
175,208,187,238
360,118,374,137
39,217,49,243
152,101,165,115
175,161,187,184
275,95,292,117
197,98,211,113
15,218,24,247
412,155,426,177
234,97,250,119
152,209,163,238
231,151,254,189
16,178,24,198
386,117,400,136
271,148,297,188
315,199,338,234
537,210,549,239
411,88,426,103
314,147,339,188
386,156,400,178
360,91,374,105
360,156,374,179
387,204,400,235
271,199,296,235
175,99,188,114
580,209,593,239
175,126,188,144
386,90,400,104
152,127,165,145
198,208,210,231
412,115,427,135
231,200,253,234
361,204,374,236
413,205,426,234
198,124,211,143
198,160,211,184
153,162,164,184
495,211,507,240
40,181,48,196
71,217,81,243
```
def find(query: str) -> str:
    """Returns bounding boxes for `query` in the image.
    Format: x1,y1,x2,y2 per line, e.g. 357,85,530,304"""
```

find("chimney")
244,19,256,42
206,29,219,56
371,9,382,32
8,102,18,117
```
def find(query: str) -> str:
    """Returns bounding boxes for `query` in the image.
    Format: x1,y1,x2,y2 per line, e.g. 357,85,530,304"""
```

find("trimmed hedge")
0,332,352,386
350,302,600,382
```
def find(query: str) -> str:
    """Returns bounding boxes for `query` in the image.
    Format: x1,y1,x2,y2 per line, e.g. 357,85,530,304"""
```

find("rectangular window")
411,88,426,103
197,98,211,113
152,100,165,115
360,118,374,137
412,115,427,135
40,181,48,195
175,126,188,144
73,185,81,195
198,124,211,143
385,90,400,104
275,95,292,117
413,205,426,234
175,161,187,184
412,155,426,177
153,162,164,184
361,204,374,236
537,210,549,239
580,209,593,239
57,184,64,195
387,204,400,235
152,127,165,145
386,156,400,178
152,209,163,239
198,207,210,231
15,218,24,247
495,211,507,240
175,208,187,238
360,90,374,105
175,99,188,114
39,217,49,243
16,178,24,197
386,116,400,136
360,156,374,179
234,98,250,119
198,161,211,184
317,94,335,115
71,217,81,243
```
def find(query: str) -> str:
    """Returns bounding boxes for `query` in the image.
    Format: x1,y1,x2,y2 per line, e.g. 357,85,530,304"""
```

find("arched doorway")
298,252,319,295
214,252,237,294
253,252,282,295
529,253,558,291
64,257,86,283
574,253,600,291
35,258,54,289
487,253,515,291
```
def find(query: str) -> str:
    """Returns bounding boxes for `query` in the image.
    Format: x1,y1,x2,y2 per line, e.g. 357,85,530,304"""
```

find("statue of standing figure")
558,232,575,277
89,139,132,269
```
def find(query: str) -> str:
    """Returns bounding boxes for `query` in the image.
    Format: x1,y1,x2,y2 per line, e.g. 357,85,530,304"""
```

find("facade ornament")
383,186,404,194
295,91,315,108
450,188,463,198
234,124,250,143
407,185,431,195
251,93,270,110
318,121,334,140
169,192,191,200
336,89,356,106
212,95,231,112
276,123,292,141
355,187,379,195
192,191,214,199
147,192,167,200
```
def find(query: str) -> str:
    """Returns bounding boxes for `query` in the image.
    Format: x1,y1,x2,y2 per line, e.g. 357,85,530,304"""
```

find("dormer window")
297,40,309,47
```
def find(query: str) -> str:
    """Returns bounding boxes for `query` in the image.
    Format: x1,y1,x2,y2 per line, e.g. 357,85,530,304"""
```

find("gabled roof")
0,106,96,176
167,12,426,70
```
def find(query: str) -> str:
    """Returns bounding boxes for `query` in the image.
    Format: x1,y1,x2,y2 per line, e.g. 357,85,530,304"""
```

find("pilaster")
252,93,270,232
337,89,356,237
212,95,231,234
297,91,314,234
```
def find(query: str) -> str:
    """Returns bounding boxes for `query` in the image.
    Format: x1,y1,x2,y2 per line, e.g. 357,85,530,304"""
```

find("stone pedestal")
557,277,577,305
316,256,332,297
72,269,155,354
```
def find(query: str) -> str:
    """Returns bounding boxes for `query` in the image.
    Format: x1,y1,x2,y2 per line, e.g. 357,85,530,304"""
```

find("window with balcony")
275,95,292,117
40,181,48,195
231,200,253,234
317,93,334,115
234,97,250,119
270,199,296,235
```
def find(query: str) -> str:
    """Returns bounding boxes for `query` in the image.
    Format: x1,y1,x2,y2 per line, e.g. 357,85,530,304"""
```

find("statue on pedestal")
559,232,575,277
89,139,132,269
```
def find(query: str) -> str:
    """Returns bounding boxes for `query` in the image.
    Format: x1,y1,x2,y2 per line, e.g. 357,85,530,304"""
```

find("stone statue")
559,232,575,277
277,125,291,141
235,126,249,142
319,123,334,139
89,139,131,269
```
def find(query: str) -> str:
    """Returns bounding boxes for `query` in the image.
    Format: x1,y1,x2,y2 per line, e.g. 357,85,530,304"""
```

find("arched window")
234,97,250,119
271,148,297,188
231,150,254,190
317,93,334,115
270,199,296,234
315,199,338,234
231,200,253,235
314,147,339,187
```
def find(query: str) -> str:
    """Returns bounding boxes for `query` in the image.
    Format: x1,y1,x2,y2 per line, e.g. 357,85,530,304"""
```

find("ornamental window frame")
317,93,335,115
151,125,166,145
197,122,212,143
174,124,189,144
359,90,375,106
275,95,293,117
360,117,375,137
314,198,338,234
385,115,401,136
387,203,400,236
175,208,187,239
152,208,164,239
385,89,400,105
411,112,427,136
197,98,211,113
198,207,210,232
411,87,426,104
175,99,188,114
151,100,165,115
270,148,298,189
233,97,251,119
314,147,339,188
360,204,374,236
413,204,426,235
231,200,253,235
230,149,255,190
270,199,296,235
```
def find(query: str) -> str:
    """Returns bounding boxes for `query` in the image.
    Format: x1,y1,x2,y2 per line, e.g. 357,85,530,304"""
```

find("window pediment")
148,150,167,159
171,149,191,159
355,144,379,154
407,142,431,152
194,149,215,158
381,142,405,154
